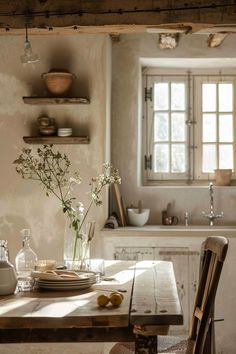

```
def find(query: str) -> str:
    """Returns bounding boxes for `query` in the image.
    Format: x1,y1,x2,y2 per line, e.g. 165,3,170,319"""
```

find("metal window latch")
144,155,152,170
185,119,196,125
145,87,153,102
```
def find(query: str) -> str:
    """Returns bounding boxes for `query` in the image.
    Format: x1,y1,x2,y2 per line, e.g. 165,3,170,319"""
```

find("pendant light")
20,24,39,64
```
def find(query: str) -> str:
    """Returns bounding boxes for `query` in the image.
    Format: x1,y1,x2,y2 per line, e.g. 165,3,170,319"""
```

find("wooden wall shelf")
23,136,90,144
22,97,90,105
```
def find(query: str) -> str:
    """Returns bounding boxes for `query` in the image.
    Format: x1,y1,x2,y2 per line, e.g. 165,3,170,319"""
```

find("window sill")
142,180,236,188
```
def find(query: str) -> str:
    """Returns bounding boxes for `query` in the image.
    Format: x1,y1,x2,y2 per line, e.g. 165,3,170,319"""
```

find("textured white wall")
111,33,236,226
0,34,111,262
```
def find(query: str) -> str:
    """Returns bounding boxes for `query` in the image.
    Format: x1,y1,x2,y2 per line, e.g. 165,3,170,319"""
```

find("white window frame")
146,75,189,181
194,76,235,180
142,68,236,186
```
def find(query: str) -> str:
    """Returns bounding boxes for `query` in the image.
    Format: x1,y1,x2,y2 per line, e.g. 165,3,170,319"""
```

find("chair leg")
203,320,216,354
208,320,216,354
211,323,216,354
203,329,211,354
135,334,157,354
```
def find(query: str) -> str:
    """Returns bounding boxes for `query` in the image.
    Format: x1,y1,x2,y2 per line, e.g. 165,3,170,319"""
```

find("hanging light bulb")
21,25,39,64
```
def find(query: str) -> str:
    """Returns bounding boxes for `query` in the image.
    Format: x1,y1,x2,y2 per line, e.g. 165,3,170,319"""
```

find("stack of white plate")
58,128,73,137
34,272,97,291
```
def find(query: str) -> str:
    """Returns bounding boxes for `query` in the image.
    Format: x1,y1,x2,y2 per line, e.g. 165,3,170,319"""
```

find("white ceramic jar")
0,240,17,296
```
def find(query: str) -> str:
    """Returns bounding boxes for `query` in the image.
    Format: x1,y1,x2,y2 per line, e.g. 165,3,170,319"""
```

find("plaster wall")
111,33,236,226
111,35,236,353
0,34,111,261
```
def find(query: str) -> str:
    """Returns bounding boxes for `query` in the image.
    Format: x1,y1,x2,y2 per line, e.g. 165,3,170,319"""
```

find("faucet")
202,182,223,226
184,212,189,226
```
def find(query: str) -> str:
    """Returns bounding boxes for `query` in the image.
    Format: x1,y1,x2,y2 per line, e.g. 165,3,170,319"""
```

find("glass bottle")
15,229,38,291
0,240,8,261
0,240,17,295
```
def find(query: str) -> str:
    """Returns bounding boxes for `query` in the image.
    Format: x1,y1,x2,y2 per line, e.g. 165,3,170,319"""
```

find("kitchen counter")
101,225,236,238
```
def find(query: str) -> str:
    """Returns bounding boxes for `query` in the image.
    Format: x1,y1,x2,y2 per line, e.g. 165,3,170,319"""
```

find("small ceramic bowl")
58,128,73,137
127,208,150,227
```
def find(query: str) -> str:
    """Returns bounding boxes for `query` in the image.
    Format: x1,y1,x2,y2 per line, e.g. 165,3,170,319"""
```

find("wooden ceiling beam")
0,0,235,35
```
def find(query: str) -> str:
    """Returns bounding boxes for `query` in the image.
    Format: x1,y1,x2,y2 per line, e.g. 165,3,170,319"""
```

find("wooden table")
0,260,183,354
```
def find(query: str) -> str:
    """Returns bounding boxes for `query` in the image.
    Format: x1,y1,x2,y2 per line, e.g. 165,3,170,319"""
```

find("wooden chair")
110,236,228,354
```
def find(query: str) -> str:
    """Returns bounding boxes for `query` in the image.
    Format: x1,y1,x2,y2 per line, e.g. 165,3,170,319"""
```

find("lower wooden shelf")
23,136,90,144
23,97,90,105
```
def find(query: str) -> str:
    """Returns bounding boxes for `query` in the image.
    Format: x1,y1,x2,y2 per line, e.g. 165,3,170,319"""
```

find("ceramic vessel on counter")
127,208,150,227
214,169,232,186
0,240,17,296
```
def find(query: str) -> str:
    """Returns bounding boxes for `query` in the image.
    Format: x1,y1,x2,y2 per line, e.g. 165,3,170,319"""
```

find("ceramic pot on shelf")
41,69,76,96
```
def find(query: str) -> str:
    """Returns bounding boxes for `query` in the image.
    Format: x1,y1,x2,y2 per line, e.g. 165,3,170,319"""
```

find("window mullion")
216,80,220,171
169,82,171,173
234,80,236,173
186,72,193,182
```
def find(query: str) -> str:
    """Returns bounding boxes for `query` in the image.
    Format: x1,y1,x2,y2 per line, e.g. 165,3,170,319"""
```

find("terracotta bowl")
42,71,75,95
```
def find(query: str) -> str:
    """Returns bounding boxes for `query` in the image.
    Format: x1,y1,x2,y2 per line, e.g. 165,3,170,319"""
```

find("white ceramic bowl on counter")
127,208,150,227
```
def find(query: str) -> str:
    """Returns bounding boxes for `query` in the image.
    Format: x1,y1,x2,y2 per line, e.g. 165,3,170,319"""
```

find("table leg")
135,334,157,354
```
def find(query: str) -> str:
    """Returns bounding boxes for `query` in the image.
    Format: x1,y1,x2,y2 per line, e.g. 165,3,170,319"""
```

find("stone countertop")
101,225,236,237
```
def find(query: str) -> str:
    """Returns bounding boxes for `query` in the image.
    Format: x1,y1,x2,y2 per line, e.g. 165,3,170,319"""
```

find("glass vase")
64,221,90,271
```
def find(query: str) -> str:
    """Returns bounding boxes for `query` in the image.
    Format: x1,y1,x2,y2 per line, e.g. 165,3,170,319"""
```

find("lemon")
109,292,123,306
97,294,110,307
110,291,124,300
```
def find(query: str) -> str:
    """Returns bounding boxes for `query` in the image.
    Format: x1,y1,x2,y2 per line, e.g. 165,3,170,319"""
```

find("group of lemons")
97,291,124,307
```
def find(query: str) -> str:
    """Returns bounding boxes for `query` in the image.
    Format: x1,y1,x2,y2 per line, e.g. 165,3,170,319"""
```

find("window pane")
171,144,186,173
171,83,185,110
202,114,216,142
154,144,169,172
219,114,233,142
202,144,216,173
154,113,169,141
202,83,216,112
219,145,233,169
219,83,233,112
171,113,185,141
154,83,169,110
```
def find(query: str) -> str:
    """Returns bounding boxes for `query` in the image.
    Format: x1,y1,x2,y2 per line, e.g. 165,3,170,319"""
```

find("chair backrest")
189,236,228,354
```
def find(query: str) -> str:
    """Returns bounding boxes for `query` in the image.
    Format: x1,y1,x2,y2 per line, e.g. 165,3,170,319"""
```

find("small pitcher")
0,240,17,296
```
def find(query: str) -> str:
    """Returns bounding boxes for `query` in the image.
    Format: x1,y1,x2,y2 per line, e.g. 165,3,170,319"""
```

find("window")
143,69,235,185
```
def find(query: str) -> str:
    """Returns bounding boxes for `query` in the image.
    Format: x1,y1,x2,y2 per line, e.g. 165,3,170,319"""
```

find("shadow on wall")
48,43,74,72
29,40,90,98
